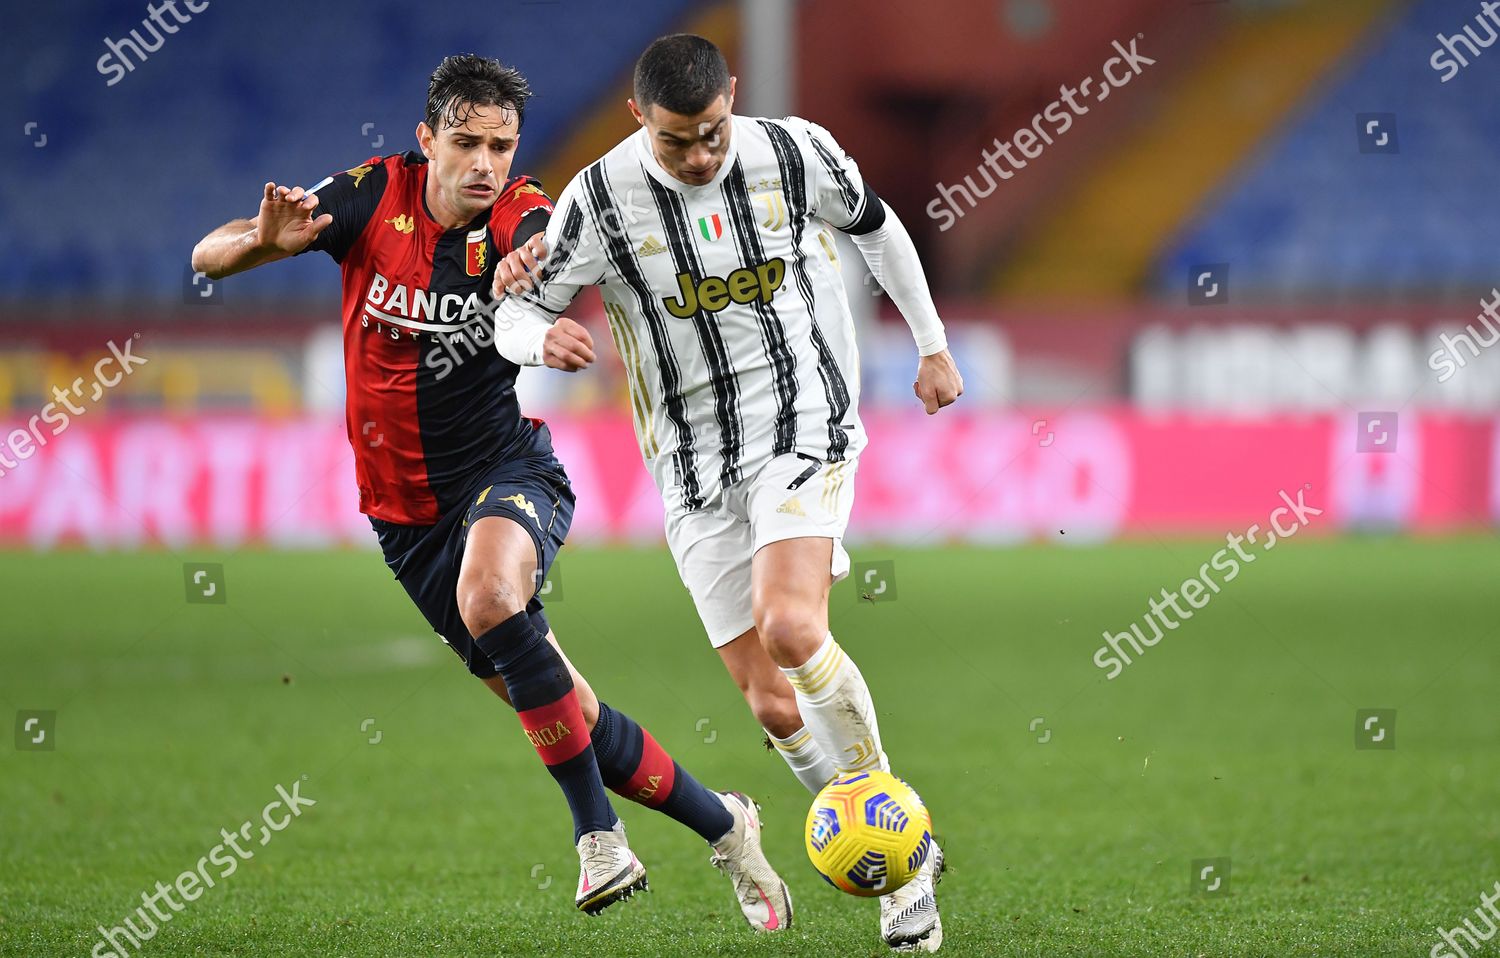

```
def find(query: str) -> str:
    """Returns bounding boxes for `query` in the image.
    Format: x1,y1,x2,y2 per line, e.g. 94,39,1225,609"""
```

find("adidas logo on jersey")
776,497,806,517
637,235,668,257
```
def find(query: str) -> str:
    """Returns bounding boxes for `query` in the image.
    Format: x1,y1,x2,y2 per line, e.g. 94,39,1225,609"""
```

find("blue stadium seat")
1157,0,1500,299
1,0,699,303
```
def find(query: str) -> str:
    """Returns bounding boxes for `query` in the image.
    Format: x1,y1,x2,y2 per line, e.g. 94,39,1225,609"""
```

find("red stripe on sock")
617,730,677,808
516,693,591,766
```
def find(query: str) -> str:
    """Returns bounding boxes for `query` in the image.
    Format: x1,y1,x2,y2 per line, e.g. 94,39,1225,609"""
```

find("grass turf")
1,537,1497,957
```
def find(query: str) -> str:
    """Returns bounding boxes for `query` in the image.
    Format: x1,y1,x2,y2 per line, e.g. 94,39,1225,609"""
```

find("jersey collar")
633,119,740,194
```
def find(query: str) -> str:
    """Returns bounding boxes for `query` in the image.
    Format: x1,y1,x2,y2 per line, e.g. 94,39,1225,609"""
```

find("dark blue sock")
591,702,734,843
474,611,616,841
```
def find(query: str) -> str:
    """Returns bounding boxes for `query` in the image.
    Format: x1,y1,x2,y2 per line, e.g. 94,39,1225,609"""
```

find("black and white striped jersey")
528,116,871,511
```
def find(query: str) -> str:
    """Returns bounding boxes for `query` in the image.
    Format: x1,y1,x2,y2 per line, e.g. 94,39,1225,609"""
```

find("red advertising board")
0,411,1493,548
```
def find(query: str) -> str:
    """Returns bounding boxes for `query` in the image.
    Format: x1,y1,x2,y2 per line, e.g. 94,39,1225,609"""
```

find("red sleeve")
491,175,554,254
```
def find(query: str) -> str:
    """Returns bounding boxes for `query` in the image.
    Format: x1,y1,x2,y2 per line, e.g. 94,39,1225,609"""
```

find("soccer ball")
805,770,932,897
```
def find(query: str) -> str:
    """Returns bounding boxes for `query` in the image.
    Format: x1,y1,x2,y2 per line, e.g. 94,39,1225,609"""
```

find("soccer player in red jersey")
190,54,791,927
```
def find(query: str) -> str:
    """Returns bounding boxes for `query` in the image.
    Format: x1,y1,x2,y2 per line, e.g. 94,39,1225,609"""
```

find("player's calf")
717,631,837,793
462,516,624,851
590,702,734,843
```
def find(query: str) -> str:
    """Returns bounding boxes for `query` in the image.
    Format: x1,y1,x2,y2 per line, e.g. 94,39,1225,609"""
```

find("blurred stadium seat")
1,0,701,302
1158,0,1500,300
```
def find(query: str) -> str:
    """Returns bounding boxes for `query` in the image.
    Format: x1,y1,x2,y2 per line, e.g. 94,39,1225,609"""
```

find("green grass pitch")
2,537,1496,956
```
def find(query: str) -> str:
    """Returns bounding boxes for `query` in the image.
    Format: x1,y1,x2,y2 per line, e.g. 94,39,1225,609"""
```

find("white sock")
780,634,889,776
767,725,838,794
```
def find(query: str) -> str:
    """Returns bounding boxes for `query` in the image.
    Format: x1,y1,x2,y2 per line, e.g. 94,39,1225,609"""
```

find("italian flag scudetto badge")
698,213,724,242
466,226,488,276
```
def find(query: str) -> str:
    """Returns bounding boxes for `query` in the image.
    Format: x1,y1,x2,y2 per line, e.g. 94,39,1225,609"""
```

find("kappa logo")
637,235,668,257
663,257,785,318
344,164,374,188
497,493,541,526
385,213,415,235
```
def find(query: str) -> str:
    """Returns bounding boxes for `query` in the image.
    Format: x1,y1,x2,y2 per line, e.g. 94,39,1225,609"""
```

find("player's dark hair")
633,34,730,116
426,54,531,132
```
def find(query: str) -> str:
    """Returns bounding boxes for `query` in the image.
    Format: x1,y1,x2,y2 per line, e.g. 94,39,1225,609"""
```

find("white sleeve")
492,174,604,367
850,201,948,357
784,116,871,231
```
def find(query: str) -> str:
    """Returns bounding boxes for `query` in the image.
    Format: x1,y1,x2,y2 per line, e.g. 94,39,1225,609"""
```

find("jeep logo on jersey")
363,271,491,333
662,258,786,319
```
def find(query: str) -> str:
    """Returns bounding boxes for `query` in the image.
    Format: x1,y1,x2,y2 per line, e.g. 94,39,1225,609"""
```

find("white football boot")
574,819,648,915
879,841,946,951
709,791,794,931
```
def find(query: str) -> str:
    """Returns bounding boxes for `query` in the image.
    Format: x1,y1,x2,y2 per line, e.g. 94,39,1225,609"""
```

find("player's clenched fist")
494,234,548,298
543,317,595,372
914,349,963,415
257,182,333,254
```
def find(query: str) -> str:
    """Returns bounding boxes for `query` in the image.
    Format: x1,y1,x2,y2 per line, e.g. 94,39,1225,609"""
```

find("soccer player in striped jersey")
492,34,962,953
190,53,792,929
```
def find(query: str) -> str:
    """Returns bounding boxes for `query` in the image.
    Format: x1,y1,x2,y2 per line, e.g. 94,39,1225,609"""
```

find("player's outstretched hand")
543,317,595,372
494,234,548,299
914,349,963,415
257,183,332,254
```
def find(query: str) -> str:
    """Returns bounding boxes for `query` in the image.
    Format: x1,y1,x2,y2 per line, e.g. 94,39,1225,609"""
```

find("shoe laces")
710,848,761,909
582,835,619,875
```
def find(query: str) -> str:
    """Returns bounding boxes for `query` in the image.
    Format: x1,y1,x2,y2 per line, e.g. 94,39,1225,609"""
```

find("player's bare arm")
191,183,333,279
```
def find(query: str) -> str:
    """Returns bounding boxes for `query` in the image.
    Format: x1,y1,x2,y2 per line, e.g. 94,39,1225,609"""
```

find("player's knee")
753,605,825,667
456,575,527,638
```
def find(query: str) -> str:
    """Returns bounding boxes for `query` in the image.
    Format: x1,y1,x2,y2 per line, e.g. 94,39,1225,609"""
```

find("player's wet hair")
633,34,730,117
426,54,531,132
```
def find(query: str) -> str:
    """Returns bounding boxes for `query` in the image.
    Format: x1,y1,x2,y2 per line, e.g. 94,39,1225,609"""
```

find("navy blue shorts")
370,423,575,679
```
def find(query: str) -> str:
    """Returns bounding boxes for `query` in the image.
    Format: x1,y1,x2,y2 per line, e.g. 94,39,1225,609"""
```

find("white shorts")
665,452,858,647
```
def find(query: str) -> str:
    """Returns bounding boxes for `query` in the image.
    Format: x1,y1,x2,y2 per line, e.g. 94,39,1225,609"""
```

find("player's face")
631,80,736,187
417,103,520,225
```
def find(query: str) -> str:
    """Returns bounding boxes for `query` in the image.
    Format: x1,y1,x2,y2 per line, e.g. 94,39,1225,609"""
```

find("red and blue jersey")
300,152,552,525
